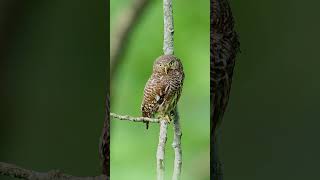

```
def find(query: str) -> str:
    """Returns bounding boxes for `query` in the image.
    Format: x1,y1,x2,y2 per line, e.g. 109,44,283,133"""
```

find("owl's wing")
141,76,168,117
170,72,185,102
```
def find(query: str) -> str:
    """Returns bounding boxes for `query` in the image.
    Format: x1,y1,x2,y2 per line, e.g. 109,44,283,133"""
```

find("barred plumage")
211,0,240,179
211,0,240,137
141,55,184,129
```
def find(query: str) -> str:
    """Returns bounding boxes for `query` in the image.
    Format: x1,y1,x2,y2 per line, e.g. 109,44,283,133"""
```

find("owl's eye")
169,61,174,66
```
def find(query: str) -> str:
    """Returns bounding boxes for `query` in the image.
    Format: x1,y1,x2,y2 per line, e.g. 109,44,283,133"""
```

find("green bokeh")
110,0,210,180
221,0,320,180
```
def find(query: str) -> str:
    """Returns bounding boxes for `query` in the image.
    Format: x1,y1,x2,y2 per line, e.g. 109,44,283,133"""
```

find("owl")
211,0,240,137
141,55,185,129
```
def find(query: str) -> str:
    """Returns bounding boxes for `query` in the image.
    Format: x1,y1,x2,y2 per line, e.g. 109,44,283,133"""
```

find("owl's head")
153,55,183,75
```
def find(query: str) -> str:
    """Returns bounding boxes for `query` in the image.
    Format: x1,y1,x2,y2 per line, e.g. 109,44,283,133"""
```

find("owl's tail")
145,122,149,129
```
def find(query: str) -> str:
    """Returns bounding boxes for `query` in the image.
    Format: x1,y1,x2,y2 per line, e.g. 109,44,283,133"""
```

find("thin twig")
110,113,161,123
0,162,107,180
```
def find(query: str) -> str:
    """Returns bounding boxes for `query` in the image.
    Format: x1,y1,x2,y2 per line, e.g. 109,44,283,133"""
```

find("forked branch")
163,0,183,179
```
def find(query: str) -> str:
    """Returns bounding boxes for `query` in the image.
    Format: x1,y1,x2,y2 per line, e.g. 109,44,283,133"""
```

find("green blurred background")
0,1,108,180
221,0,320,180
110,0,209,180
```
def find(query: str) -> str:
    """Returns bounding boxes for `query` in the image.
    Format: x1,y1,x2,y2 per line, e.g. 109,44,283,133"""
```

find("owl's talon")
164,115,172,124
170,110,175,117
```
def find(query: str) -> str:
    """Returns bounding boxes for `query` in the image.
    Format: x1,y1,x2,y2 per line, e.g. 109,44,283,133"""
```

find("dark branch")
0,162,107,180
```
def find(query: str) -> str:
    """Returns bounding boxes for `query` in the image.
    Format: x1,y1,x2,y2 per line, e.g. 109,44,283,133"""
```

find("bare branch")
162,0,182,179
156,121,168,180
110,112,161,123
0,162,107,180
172,108,182,180
163,0,174,55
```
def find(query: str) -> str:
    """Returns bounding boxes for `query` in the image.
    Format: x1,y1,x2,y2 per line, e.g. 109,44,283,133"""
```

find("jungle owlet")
141,55,184,129
211,0,239,178
211,0,239,138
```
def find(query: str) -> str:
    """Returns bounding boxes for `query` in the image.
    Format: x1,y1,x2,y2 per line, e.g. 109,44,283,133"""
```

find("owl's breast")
157,92,178,115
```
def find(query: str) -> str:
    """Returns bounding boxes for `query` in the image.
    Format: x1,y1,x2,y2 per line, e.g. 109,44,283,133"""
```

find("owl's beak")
164,66,168,74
